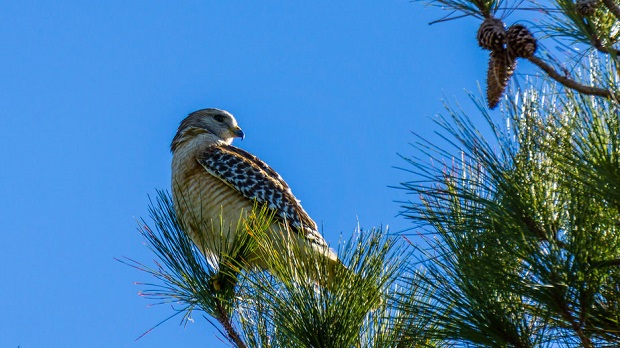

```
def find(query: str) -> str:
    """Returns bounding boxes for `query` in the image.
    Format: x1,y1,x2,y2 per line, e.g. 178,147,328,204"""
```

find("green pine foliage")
393,1,620,345
127,2,620,347
412,0,505,19
546,0,620,52
399,67,620,345
128,191,435,347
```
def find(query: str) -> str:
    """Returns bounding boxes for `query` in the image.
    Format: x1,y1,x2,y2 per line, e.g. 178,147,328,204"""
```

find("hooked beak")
232,126,245,140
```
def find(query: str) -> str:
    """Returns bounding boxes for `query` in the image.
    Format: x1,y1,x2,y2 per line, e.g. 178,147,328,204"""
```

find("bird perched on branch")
170,108,341,290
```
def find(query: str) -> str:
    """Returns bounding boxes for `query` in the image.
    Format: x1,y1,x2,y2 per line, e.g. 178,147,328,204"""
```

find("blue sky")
0,1,493,347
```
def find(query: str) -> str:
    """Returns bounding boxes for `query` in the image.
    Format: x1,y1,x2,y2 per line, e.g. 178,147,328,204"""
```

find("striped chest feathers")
171,140,253,230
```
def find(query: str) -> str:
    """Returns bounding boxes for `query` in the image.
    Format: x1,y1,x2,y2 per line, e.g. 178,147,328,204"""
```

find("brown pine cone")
507,24,537,58
477,17,506,51
576,0,601,16
487,49,517,109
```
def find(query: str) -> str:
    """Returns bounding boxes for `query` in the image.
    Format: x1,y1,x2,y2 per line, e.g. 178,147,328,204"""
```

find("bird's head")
171,108,245,152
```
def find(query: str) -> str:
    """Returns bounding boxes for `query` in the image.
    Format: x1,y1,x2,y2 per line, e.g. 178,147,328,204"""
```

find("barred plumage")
507,24,537,58
486,49,517,109
199,145,326,247
170,108,340,288
477,17,506,51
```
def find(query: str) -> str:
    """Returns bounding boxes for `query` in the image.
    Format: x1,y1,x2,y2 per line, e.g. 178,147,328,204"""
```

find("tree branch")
215,299,247,348
527,56,613,98
589,32,620,57
602,0,620,20
591,258,620,268
558,295,594,348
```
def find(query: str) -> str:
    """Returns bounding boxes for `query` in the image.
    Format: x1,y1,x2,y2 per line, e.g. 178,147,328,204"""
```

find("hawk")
171,108,339,289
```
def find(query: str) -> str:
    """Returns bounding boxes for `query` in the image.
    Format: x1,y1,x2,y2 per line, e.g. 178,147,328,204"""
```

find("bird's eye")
214,114,224,122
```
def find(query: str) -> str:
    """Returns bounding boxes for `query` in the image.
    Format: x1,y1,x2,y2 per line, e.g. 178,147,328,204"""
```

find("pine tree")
125,1,620,346
398,0,620,346
124,191,436,347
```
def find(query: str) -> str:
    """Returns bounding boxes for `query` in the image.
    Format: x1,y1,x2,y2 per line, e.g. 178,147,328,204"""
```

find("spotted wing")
198,144,327,248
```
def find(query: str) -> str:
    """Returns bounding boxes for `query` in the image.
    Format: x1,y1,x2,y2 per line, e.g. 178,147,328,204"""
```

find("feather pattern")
198,144,327,248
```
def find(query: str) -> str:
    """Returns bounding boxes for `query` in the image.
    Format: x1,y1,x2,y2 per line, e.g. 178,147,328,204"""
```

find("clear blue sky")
0,1,492,347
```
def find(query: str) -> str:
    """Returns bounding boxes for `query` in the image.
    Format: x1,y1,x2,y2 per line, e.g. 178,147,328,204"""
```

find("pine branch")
527,55,613,98
602,0,620,19
559,299,594,348
413,0,501,19
591,258,620,268
128,191,438,346
238,227,399,347
398,83,620,345
127,191,256,347
408,1,620,346
588,31,620,56
214,299,247,348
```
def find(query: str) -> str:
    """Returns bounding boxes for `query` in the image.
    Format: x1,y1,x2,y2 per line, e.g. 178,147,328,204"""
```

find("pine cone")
507,24,537,58
477,17,506,51
486,49,517,109
576,0,601,16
